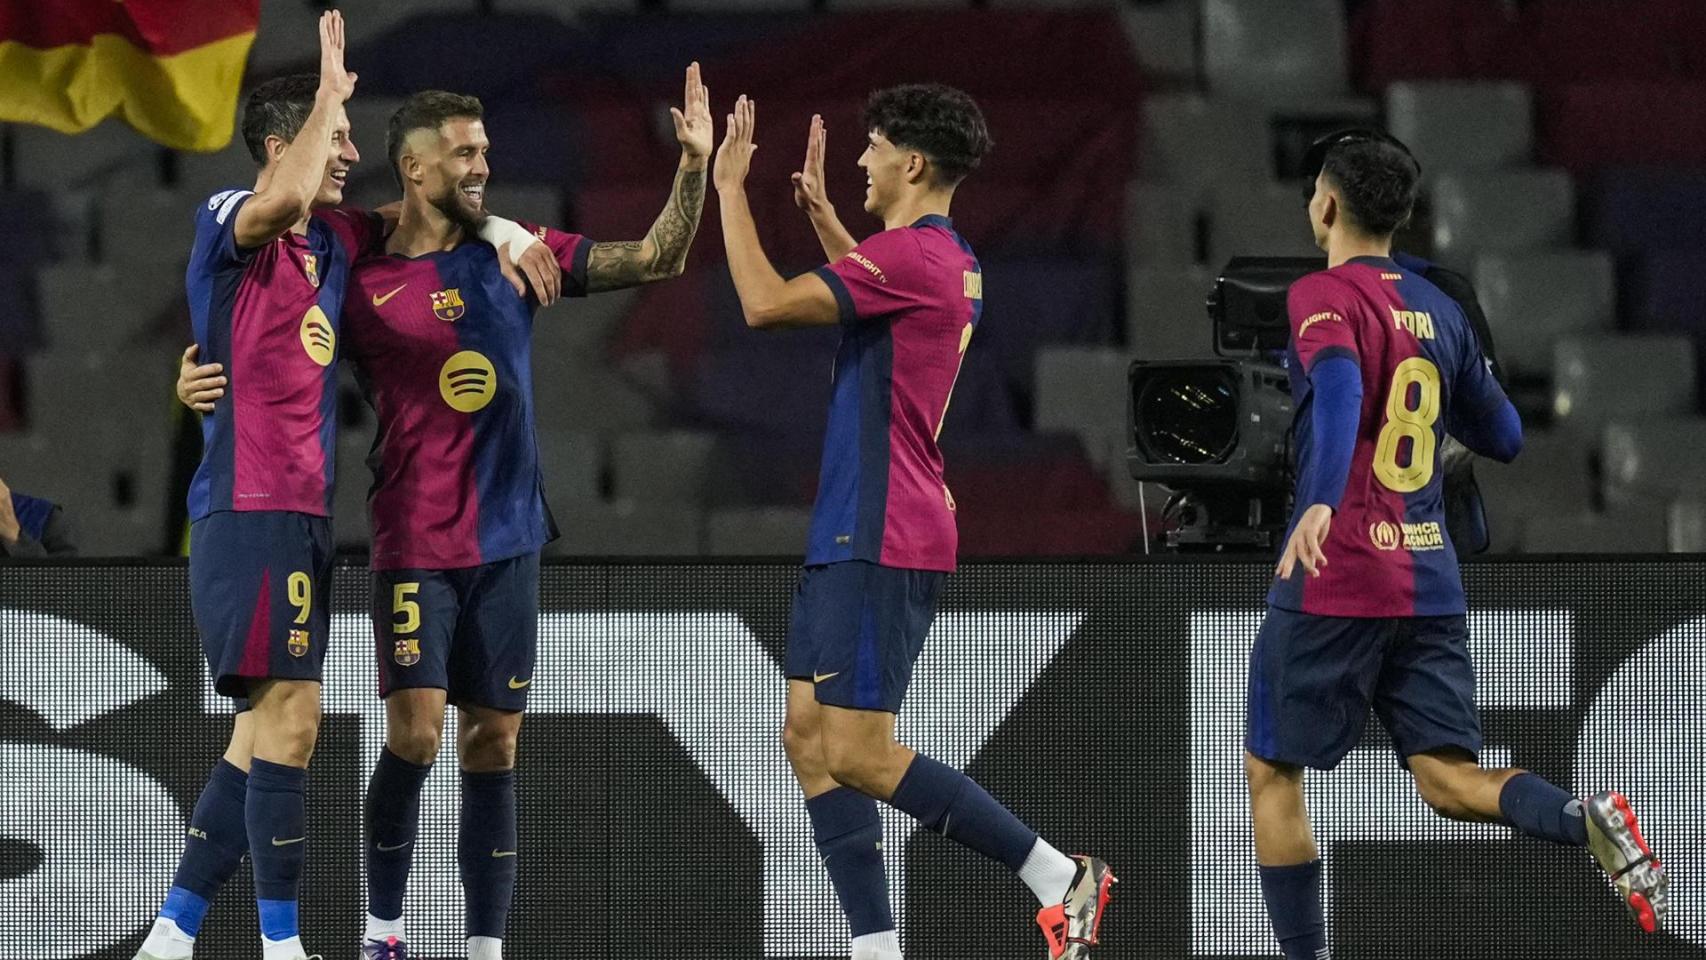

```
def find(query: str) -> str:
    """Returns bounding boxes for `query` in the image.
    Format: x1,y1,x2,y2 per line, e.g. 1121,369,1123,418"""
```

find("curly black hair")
1320,137,1420,237
863,84,992,187
387,90,484,189
240,74,319,164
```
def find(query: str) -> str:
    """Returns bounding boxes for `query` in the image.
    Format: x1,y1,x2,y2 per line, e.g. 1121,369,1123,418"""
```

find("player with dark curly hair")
712,84,1115,960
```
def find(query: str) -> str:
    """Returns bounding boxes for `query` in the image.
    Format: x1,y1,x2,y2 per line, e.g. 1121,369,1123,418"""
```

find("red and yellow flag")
0,0,260,151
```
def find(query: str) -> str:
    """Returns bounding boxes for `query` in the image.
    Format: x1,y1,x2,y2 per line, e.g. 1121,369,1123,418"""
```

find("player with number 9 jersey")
1266,257,1514,618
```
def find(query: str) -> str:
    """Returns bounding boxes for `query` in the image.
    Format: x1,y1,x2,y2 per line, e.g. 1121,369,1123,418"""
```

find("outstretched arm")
792,114,857,263
584,62,711,293
714,95,840,329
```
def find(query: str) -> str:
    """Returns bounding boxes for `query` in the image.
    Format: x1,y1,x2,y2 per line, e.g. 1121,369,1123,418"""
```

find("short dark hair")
240,74,319,164
387,90,484,188
1319,136,1421,237
863,84,992,187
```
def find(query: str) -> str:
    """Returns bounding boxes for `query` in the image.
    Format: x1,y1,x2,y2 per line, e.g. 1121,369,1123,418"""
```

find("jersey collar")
910,214,954,231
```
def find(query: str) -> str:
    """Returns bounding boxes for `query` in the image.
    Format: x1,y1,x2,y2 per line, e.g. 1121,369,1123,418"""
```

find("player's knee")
1244,752,1299,798
460,720,519,771
780,716,819,769
821,733,888,793
388,719,442,766
1413,767,1471,820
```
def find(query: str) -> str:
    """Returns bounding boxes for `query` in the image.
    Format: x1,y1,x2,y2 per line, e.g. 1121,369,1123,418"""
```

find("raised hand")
713,95,757,194
790,114,829,212
671,62,714,160
318,10,357,103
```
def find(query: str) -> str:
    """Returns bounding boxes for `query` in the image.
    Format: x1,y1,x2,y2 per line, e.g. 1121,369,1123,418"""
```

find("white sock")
364,913,405,942
140,917,196,959
1018,837,1078,905
851,929,903,960
468,935,504,960
260,935,306,960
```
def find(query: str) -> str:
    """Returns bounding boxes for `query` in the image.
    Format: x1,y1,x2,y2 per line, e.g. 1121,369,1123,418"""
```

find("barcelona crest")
431,288,465,322
393,637,421,666
287,629,310,658
302,253,319,288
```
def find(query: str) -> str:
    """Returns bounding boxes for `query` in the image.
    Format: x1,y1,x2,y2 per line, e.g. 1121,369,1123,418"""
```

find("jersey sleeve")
811,228,924,326
317,205,386,264
190,189,256,272
517,222,591,298
1286,273,1362,372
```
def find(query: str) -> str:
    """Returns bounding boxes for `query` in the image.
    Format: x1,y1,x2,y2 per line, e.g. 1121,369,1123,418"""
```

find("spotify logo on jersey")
439,350,496,412
299,305,335,366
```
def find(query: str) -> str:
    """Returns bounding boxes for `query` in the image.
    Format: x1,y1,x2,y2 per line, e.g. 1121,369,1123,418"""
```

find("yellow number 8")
1372,357,1441,493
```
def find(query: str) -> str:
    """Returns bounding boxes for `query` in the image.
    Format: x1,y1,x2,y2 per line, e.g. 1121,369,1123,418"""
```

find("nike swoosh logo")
812,672,840,684
271,836,306,846
371,284,407,307
508,676,531,689
375,840,412,852
492,849,517,858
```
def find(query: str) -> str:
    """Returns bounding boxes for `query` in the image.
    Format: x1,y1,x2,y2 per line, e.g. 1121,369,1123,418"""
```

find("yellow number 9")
393,582,421,635
286,571,312,625
1372,357,1441,493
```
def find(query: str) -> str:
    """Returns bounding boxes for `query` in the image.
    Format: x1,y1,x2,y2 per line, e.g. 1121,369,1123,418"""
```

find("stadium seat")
1429,169,1575,270
533,287,639,358
1552,334,1697,434
940,345,1025,438
1540,83,1706,175
342,97,410,161
175,145,262,205
689,338,835,435
1348,0,1522,92
532,353,660,433
333,422,376,551
1125,265,1216,360
1471,251,1615,378
1207,182,1321,265
1385,82,1534,173
1520,507,1668,554
1139,94,1272,204
536,428,604,506
549,500,702,556
1118,0,1199,78
1034,346,1133,469
976,257,1119,397
1669,499,1706,552
1601,418,1706,512
704,507,810,556
1473,429,1593,552
1582,169,1706,258
1202,0,1347,101
1623,248,1706,335
611,431,720,506
37,261,181,353
11,121,157,191
1125,181,1199,266
97,189,195,267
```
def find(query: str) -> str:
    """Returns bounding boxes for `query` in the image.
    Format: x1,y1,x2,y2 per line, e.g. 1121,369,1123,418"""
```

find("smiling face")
858,130,916,218
401,116,490,227
311,105,359,206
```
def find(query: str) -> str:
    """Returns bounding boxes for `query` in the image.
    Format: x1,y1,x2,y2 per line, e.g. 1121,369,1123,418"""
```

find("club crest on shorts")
287,629,310,658
393,637,421,666
302,253,320,288
431,288,465,322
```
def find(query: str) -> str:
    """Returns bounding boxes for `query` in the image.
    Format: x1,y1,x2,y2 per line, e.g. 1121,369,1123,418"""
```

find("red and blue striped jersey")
807,215,982,573
341,223,589,570
186,189,378,520
1269,256,1514,617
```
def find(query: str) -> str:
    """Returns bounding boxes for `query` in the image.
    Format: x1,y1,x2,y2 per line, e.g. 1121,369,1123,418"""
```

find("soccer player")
136,14,365,960
340,72,707,960
712,88,1115,960
1247,128,1670,959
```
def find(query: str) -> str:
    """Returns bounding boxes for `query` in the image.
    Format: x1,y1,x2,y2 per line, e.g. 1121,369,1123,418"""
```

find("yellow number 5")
393,582,421,634
1372,357,1441,493
287,572,312,625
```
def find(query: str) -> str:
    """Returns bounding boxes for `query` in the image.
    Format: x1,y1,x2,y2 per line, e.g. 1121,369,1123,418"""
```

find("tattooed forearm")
586,161,706,292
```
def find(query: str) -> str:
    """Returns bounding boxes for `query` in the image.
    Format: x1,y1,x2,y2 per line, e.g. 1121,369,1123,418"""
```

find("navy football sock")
807,787,895,938
459,768,518,939
246,758,308,941
366,747,432,922
887,754,1036,871
1259,860,1328,960
161,759,250,936
1499,772,1589,845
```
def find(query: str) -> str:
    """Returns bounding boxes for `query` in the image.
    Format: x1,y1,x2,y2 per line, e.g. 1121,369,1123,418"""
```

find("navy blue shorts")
1245,608,1482,771
189,511,334,700
372,552,540,712
784,560,945,713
